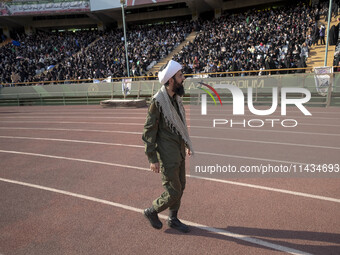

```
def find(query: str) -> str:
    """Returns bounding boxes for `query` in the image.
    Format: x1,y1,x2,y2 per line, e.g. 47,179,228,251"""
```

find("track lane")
0,132,339,197
1,158,339,255
1,105,340,255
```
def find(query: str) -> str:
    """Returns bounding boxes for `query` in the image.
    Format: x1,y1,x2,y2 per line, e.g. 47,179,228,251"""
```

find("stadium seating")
0,2,334,84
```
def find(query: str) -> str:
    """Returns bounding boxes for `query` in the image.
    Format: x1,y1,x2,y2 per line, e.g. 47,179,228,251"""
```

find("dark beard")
172,80,185,96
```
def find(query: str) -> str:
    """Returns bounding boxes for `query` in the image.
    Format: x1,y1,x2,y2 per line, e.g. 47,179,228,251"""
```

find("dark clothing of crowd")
173,3,318,76
0,21,192,84
0,2,328,84
0,31,98,84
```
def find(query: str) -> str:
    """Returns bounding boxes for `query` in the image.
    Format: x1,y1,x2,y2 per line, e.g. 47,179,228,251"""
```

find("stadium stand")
0,31,99,84
48,21,193,82
0,0,339,85
173,2,319,76
0,21,192,84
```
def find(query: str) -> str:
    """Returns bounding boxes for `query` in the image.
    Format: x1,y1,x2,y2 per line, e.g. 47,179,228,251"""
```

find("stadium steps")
148,31,198,74
307,15,338,69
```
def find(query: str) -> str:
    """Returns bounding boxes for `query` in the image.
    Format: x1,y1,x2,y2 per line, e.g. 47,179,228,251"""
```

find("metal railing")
1,66,330,87
1,72,339,107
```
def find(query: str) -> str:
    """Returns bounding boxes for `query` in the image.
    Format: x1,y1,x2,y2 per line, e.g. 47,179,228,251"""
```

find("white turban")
158,60,182,85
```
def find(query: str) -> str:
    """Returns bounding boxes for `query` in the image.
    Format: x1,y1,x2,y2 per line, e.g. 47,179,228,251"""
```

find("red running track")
0,105,339,255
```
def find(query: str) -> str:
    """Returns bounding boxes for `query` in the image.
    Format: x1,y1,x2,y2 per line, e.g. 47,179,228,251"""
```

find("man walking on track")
142,60,194,233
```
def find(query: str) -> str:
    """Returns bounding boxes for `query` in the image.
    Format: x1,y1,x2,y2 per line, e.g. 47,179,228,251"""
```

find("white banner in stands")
122,78,132,96
314,66,333,96
0,1,90,16
126,0,173,7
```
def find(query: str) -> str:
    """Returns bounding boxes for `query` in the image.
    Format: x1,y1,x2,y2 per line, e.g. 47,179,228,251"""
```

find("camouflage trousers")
152,159,186,213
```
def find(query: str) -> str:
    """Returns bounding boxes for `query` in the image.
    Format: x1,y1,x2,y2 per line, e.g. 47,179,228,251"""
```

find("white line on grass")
0,177,313,255
0,149,339,204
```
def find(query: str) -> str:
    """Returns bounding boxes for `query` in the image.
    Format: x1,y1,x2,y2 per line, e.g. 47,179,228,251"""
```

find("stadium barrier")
0,67,317,87
0,71,339,107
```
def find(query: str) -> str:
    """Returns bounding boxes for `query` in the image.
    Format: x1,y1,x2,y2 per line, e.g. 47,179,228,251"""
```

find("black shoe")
167,217,190,233
144,207,162,229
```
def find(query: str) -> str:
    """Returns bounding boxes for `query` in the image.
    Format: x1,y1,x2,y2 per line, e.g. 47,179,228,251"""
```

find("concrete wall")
31,18,97,28
125,8,192,22
222,0,283,11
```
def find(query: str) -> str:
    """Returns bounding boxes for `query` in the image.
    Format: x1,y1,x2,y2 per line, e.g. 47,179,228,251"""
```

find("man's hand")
150,162,160,173
187,148,192,157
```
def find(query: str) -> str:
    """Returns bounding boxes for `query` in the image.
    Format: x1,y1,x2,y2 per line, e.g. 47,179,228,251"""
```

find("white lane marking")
189,175,340,203
0,114,339,121
0,177,313,255
0,127,142,135
1,107,339,115
188,108,340,115
2,109,340,116
0,121,144,126
0,150,149,171
190,125,340,137
0,109,146,114
0,149,339,204
191,115,340,121
195,151,309,165
1,120,340,128
0,116,145,120
191,136,340,150
0,136,144,149
0,134,338,151
1,126,340,139
297,123,340,127
0,136,329,166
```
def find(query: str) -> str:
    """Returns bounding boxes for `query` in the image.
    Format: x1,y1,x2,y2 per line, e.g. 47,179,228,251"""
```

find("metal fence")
0,67,317,88
0,72,339,107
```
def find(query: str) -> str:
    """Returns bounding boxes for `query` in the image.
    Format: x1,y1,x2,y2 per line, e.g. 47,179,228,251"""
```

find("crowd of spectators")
0,33,7,44
45,21,192,83
0,1,338,84
0,20,192,84
0,31,98,84
173,3,320,76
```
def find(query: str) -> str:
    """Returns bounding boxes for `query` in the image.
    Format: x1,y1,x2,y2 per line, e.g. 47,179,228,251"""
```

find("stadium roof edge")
0,0,288,29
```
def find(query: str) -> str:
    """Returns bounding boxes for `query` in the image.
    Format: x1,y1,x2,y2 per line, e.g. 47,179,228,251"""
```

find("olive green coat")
142,95,187,212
